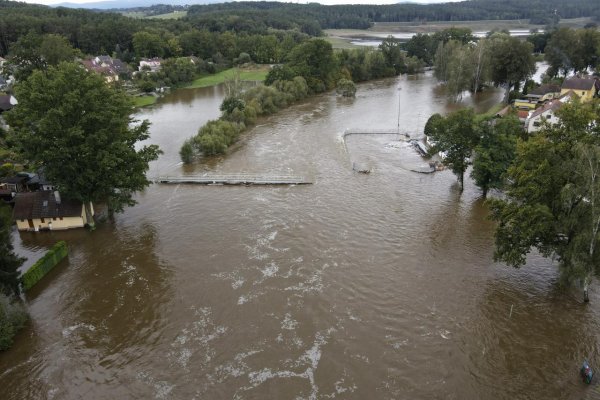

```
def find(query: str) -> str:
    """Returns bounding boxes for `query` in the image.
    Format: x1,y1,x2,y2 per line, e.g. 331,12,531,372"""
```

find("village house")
13,191,94,232
81,55,130,83
513,98,537,110
0,94,17,113
525,99,563,133
524,91,575,134
560,76,598,103
0,175,28,193
138,58,162,73
524,84,561,104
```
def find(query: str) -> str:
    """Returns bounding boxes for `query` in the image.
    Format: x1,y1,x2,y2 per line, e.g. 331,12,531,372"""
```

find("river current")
2,71,599,399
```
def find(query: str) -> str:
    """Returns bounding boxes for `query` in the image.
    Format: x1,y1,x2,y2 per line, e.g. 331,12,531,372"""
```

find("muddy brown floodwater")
2,72,600,400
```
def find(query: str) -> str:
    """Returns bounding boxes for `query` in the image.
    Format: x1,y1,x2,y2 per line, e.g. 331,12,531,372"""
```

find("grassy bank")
186,66,269,89
132,95,157,108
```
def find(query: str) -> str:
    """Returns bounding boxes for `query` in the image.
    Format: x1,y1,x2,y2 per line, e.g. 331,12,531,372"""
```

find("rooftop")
13,191,83,220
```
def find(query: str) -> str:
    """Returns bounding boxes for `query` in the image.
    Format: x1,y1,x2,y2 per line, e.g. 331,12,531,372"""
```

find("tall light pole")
397,86,402,135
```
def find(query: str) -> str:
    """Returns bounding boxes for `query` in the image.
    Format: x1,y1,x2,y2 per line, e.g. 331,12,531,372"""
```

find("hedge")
21,241,68,291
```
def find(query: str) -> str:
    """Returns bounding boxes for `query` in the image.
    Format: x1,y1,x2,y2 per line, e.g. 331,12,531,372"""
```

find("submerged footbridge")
154,174,312,185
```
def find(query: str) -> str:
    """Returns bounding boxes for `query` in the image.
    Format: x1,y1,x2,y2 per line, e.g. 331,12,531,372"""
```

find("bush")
179,140,195,164
21,241,68,291
336,79,357,97
0,294,28,351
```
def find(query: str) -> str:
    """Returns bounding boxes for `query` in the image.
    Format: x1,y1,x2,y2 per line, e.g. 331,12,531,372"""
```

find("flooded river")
2,72,600,399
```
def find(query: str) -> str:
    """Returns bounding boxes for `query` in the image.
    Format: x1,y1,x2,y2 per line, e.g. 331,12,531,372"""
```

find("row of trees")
432,33,536,102
544,27,600,77
186,0,600,30
3,0,600,58
426,100,600,302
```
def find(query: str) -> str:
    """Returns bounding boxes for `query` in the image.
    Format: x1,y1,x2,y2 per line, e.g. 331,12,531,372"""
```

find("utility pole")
397,86,402,135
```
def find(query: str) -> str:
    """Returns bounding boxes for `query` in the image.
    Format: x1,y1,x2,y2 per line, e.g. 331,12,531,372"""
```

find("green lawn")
187,67,269,89
148,11,187,19
132,95,157,108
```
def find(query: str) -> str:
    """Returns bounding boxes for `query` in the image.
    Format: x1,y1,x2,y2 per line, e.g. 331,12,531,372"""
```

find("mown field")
187,66,270,89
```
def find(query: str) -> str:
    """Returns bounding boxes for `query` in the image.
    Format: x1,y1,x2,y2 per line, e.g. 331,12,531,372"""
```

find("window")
41,218,45,223
59,217,63,221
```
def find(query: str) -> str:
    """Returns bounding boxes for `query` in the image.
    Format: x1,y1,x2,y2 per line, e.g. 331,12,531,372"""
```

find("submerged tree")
425,109,479,191
6,63,161,228
489,100,600,302
488,34,536,103
471,115,520,198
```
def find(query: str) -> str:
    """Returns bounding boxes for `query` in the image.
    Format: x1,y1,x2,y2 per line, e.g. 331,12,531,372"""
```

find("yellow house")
513,99,537,110
560,77,598,103
13,191,94,232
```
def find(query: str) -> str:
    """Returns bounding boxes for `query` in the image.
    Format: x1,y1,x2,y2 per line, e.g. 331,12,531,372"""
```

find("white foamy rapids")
168,307,227,369
281,313,298,330
210,350,262,383
137,371,174,400
238,329,335,400
62,323,96,338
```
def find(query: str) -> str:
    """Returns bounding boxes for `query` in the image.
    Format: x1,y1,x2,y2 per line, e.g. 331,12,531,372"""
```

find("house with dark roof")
13,191,94,231
0,94,17,113
561,76,598,103
0,175,28,193
525,84,561,104
81,55,131,83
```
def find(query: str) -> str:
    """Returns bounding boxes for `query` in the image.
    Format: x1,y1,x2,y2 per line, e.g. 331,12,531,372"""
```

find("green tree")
0,204,24,296
544,28,584,76
379,36,403,74
405,33,435,66
133,31,166,59
6,63,161,227
471,116,520,198
489,100,600,302
488,34,536,103
8,32,79,80
425,109,479,191
287,38,336,93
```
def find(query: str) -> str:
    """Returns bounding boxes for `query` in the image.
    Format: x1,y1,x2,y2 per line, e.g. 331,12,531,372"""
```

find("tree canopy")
0,205,24,296
489,100,600,302
5,62,161,226
425,109,479,191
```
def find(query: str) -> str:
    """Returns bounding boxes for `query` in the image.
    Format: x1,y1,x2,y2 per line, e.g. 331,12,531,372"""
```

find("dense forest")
2,0,600,57
186,0,600,30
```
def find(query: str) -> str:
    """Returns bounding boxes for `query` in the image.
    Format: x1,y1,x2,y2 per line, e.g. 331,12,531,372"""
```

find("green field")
121,10,187,19
147,11,187,19
187,67,269,89
132,95,157,107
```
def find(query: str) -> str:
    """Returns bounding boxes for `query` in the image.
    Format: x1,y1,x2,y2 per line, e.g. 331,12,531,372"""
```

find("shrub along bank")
21,241,68,291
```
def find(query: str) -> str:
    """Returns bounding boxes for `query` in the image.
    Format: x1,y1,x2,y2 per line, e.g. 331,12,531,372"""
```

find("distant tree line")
186,0,600,30
2,0,600,58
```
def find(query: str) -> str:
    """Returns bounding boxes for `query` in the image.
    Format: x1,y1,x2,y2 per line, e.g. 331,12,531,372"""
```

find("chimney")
54,191,61,204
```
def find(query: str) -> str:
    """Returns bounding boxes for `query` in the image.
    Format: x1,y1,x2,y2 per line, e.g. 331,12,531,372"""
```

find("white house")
526,100,563,133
